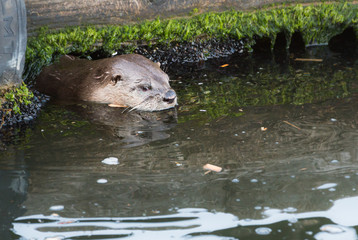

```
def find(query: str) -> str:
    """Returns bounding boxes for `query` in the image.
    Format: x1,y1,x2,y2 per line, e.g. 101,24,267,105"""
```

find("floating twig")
294,58,323,62
283,120,301,130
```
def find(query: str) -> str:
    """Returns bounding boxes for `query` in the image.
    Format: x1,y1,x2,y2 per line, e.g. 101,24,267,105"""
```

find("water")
2,46,358,239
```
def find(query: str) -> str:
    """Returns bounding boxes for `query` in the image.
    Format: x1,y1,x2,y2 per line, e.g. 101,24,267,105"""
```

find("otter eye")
111,75,122,85
139,84,152,92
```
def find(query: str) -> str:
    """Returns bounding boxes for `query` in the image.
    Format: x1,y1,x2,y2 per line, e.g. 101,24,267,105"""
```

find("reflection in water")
62,102,178,148
0,148,28,239
2,46,358,239
13,208,239,239
12,197,358,239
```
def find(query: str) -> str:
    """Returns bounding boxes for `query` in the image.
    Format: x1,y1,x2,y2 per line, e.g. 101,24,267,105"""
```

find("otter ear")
111,75,122,85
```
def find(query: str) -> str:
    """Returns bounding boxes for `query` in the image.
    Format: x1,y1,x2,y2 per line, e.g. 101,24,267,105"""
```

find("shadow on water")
1,45,358,239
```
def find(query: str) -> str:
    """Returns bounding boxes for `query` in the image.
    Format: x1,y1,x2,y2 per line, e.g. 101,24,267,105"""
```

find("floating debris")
283,120,301,130
101,157,119,165
108,103,127,108
313,183,337,190
49,205,64,211
203,163,222,173
294,58,323,62
97,179,108,184
320,224,345,234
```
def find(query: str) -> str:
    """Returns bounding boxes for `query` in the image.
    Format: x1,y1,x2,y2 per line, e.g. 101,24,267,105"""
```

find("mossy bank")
24,2,358,80
1,2,358,136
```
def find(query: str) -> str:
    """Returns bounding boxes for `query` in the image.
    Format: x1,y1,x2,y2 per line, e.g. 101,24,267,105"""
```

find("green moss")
1,83,34,114
25,2,358,81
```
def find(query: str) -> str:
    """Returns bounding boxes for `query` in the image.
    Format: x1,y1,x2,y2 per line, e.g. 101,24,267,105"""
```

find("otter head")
91,54,177,111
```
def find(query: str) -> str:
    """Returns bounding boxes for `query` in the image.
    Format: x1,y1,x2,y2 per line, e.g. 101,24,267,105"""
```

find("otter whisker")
122,106,132,113
128,96,152,112
94,73,104,79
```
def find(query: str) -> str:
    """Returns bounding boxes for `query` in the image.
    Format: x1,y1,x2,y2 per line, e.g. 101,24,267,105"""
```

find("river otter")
35,54,177,111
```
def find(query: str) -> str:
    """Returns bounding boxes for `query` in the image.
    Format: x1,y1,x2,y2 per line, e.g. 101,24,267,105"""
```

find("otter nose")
163,90,176,104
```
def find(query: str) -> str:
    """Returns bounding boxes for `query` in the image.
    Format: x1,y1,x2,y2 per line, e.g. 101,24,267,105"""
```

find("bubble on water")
254,206,262,210
288,217,298,223
242,131,246,134
262,208,282,217
306,231,313,235
331,159,339,163
101,157,119,165
283,207,297,213
255,227,272,235
330,118,337,122
250,179,258,183
231,178,239,183
235,198,240,202
345,175,351,179
97,179,108,184
49,205,64,211
44,236,64,240
234,134,238,136
329,188,336,192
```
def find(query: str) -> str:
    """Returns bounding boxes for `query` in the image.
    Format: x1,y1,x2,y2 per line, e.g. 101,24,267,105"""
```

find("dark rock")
252,35,272,57
273,31,287,55
289,31,305,55
328,27,356,53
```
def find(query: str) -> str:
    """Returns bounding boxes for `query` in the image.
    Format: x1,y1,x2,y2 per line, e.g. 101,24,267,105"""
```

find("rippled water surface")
1,46,358,239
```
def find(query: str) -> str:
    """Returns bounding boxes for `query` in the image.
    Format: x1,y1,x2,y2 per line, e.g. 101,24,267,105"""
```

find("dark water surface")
2,46,358,239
